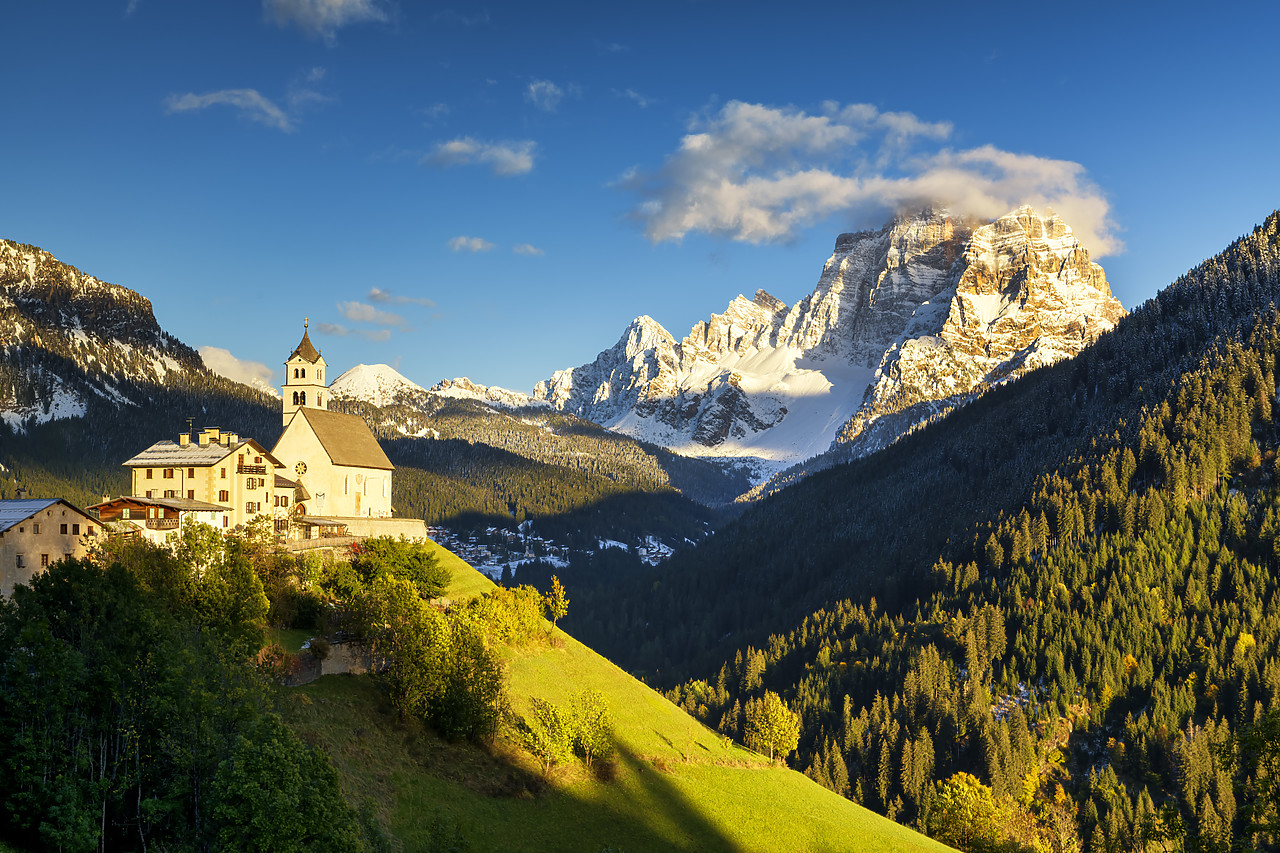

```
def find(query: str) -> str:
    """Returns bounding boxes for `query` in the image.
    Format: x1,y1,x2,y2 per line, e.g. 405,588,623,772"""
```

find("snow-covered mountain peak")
329,364,426,407
533,206,1123,484
430,377,545,410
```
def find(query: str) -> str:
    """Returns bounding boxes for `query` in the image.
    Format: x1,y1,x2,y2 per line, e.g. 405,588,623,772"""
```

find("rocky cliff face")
0,239,206,429
834,207,1124,457
533,207,1123,484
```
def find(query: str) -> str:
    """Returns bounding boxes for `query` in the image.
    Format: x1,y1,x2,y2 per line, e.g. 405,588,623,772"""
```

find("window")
32,523,39,534
146,490,155,498
164,490,176,498
60,524,68,534
301,368,306,378
187,490,195,500
222,516,228,528
255,456,261,464
71,524,79,535
318,393,323,406
146,469,153,479
87,526,94,536
163,468,174,479
188,468,195,478
344,476,349,495
221,468,226,479
41,554,49,568
218,490,229,502
281,495,289,507
15,555,24,569
300,391,306,405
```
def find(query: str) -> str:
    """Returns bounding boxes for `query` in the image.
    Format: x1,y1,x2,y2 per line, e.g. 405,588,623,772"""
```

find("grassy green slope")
286,541,954,853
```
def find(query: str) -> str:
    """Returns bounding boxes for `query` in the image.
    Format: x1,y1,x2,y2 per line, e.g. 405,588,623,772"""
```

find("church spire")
282,321,328,426
289,320,322,364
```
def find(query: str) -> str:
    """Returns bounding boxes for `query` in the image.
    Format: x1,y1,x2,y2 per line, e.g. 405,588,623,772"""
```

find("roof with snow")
293,408,393,470
288,328,322,364
0,499,95,534
122,438,282,469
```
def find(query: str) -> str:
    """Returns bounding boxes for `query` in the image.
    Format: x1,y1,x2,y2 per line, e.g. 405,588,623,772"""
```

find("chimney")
200,427,220,447
179,433,190,448
225,432,239,446
15,487,27,500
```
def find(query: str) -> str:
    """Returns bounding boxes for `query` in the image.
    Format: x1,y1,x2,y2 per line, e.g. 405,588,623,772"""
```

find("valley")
4,207,1280,851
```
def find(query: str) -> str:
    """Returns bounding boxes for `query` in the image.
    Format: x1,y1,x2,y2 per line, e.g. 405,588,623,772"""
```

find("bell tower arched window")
292,391,299,405
300,391,306,406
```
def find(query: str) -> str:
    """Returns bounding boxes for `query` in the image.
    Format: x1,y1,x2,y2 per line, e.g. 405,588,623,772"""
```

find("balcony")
237,464,267,475
146,518,179,530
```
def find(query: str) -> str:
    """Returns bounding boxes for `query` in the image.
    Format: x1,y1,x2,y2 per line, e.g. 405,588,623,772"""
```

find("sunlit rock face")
834,206,1124,457
533,207,1123,485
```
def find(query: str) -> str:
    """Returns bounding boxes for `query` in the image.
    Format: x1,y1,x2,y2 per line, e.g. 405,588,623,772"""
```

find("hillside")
568,210,1280,849
285,543,955,852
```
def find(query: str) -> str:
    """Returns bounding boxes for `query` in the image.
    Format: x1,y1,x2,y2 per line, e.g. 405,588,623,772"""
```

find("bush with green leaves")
349,536,451,598
359,577,506,742
464,584,547,645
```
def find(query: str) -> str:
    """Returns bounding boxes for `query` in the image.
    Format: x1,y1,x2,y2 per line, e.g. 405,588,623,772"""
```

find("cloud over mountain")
624,100,1120,256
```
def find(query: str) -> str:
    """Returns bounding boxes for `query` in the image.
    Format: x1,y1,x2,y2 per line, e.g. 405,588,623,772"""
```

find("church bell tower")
282,320,329,426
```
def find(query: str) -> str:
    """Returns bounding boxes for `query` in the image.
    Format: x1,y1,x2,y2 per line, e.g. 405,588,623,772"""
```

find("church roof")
294,408,393,471
289,329,322,364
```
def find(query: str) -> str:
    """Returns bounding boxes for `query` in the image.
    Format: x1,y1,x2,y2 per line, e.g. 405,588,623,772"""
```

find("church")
272,324,395,522
100,324,405,544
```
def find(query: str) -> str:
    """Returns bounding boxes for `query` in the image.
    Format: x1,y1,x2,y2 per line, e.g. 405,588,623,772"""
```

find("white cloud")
166,72,331,133
265,0,389,42
448,236,495,253
615,88,654,108
513,243,545,256
423,137,536,176
315,322,391,342
165,89,294,131
199,346,276,388
369,286,435,307
418,102,451,123
337,301,406,326
526,79,564,112
624,100,1120,256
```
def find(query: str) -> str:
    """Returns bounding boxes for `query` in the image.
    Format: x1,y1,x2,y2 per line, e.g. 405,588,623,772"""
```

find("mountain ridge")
529,207,1123,488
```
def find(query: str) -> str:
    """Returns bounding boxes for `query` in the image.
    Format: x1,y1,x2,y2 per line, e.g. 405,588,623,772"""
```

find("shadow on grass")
567,736,743,853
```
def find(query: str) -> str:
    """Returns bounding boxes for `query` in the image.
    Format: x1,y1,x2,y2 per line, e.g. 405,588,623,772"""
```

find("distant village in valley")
0,325,426,595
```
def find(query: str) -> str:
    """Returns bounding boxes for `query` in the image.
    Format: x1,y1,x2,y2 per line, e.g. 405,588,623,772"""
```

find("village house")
87,495,233,546
119,427,286,532
0,499,100,596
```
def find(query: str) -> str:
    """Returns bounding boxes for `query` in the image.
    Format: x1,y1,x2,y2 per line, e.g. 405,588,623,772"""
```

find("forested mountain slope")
569,211,1280,850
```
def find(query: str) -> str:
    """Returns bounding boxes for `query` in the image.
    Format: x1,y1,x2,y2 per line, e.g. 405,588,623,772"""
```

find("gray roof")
293,408,393,471
0,499,94,534
89,496,230,513
297,516,348,527
122,437,282,469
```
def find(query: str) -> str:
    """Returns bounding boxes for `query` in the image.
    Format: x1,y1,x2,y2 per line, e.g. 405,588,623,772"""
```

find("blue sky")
4,1,1279,393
